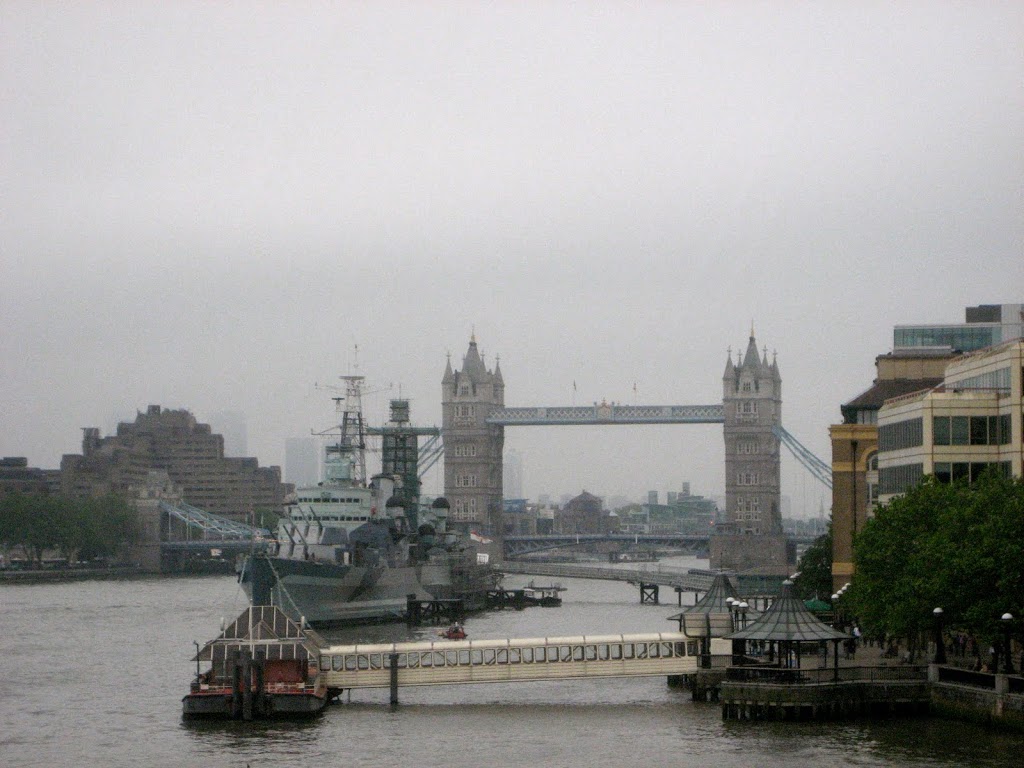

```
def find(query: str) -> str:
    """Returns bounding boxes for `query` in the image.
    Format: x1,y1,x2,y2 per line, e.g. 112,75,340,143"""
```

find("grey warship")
239,376,496,625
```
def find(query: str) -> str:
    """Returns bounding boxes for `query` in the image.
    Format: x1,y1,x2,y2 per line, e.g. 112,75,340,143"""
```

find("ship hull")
241,554,493,626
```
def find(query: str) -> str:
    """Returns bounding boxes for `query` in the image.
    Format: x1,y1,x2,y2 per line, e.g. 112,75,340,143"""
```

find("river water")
2,559,1023,768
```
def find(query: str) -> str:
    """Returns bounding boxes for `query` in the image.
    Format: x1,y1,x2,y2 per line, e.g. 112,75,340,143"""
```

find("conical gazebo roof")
668,573,757,637
726,580,850,642
684,572,740,614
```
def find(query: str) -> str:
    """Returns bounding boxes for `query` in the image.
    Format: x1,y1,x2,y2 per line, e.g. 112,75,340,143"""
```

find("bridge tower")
442,334,505,537
711,329,795,575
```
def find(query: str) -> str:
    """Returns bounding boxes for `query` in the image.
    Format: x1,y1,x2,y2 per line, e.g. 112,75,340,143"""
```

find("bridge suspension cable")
772,425,832,490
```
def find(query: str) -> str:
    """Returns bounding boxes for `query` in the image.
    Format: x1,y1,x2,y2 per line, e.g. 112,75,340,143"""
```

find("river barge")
183,606,334,720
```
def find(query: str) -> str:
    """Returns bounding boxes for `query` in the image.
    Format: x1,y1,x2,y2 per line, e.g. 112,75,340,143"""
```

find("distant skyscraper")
285,437,320,488
504,449,523,499
208,410,248,456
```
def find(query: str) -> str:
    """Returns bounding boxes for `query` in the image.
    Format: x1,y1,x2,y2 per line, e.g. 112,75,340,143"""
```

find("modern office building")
875,339,1022,502
61,405,291,522
893,303,1023,353
284,437,320,488
207,410,248,456
0,457,61,496
829,349,956,591
503,449,524,500
830,303,1024,591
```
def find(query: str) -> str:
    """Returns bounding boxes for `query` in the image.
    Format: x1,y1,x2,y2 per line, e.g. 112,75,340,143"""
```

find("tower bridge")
441,331,830,576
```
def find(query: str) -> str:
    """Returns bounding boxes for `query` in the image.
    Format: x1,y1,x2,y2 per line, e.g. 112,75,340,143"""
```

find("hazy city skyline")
2,4,1022,515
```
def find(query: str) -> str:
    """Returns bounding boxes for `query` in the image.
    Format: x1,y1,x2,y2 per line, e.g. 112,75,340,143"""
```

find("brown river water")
2,558,1022,767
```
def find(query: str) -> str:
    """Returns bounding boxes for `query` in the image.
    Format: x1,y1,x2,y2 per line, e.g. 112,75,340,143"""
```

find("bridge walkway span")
319,632,731,692
497,562,714,593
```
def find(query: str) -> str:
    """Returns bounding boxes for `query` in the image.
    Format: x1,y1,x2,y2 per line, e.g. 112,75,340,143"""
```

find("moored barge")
183,606,334,720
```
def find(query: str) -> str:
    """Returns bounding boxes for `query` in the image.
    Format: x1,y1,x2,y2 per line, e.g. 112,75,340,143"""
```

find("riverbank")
0,565,143,583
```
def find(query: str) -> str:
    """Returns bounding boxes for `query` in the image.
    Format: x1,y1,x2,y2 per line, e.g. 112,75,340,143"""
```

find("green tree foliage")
0,492,140,565
849,472,1024,647
794,524,833,602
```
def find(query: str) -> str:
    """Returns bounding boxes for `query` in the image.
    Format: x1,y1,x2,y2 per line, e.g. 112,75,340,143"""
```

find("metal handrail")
725,665,928,685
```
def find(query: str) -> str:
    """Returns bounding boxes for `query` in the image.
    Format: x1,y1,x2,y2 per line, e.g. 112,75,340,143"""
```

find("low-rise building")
876,339,1022,502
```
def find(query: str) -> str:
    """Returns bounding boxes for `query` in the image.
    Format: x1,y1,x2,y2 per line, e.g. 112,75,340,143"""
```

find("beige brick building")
61,405,290,522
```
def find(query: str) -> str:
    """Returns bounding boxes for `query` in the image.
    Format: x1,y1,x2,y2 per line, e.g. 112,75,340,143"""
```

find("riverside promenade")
717,641,1024,729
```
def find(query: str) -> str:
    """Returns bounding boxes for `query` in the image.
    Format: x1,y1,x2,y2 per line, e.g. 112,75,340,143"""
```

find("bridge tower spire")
442,334,505,539
712,328,794,575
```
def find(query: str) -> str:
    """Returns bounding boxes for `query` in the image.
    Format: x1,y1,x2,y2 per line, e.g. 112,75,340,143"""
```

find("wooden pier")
720,665,930,721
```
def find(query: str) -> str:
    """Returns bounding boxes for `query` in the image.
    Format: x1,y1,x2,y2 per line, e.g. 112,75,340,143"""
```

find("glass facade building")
893,303,1022,353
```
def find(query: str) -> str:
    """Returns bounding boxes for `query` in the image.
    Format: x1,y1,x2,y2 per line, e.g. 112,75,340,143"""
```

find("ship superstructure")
240,376,496,625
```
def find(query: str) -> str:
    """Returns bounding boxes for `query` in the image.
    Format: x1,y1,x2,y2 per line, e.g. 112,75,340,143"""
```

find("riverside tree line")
0,493,140,566
796,472,1024,664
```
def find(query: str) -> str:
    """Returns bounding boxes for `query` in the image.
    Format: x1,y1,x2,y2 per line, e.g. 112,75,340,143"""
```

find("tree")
848,472,1024,654
0,492,140,566
794,524,832,602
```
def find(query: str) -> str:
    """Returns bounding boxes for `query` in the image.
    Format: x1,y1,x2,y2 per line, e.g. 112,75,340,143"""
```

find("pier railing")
725,665,928,685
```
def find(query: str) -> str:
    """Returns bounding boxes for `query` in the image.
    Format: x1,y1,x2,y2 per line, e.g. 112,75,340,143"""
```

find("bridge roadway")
318,632,732,695
503,532,818,558
497,561,715,593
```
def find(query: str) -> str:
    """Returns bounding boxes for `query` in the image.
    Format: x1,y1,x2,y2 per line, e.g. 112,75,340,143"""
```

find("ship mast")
337,375,367,485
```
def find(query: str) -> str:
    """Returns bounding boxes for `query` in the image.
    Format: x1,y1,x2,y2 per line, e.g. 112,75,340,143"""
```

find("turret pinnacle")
722,346,736,379
442,353,454,384
741,332,761,371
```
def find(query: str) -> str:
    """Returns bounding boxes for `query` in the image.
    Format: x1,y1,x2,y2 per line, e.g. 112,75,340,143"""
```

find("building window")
737,440,759,454
454,444,478,458
947,367,1010,393
933,414,1011,446
737,472,759,486
736,401,758,416
459,385,470,396
455,474,477,488
878,417,923,451
934,461,1011,485
879,463,924,494
741,382,752,392
455,404,476,419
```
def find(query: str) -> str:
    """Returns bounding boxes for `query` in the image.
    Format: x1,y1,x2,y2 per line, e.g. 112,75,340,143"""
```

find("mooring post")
389,653,400,706
406,593,419,625
253,651,266,717
241,651,253,721
230,650,242,719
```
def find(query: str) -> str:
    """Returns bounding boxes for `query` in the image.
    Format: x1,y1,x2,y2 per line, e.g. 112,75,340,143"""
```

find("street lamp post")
1002,613,1015,675
932,607,946,665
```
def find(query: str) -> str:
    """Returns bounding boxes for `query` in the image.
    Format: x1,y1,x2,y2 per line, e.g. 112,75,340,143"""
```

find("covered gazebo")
725,579,851,679
668,573,759,665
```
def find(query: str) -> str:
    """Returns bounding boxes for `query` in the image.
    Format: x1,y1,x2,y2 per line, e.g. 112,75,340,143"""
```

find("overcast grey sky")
2,3,1022,514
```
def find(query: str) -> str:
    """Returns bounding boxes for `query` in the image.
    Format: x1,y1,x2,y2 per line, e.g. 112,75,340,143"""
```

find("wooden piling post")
406,593,418,625
230,650,242,719
389,653,400,706
241,652,253,721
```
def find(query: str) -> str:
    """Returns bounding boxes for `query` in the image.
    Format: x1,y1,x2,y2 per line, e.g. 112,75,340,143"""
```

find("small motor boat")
440,623,467,640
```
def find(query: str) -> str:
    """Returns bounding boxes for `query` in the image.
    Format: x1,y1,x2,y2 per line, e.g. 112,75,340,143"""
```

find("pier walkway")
319,632,733,700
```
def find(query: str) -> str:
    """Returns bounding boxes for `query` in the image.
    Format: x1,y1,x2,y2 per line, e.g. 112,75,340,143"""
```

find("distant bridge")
502,532,817,558
496,561,787,600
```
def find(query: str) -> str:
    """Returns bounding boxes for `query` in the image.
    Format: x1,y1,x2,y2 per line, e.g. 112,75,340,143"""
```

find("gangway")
319,632,732,699
159,501,272,550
